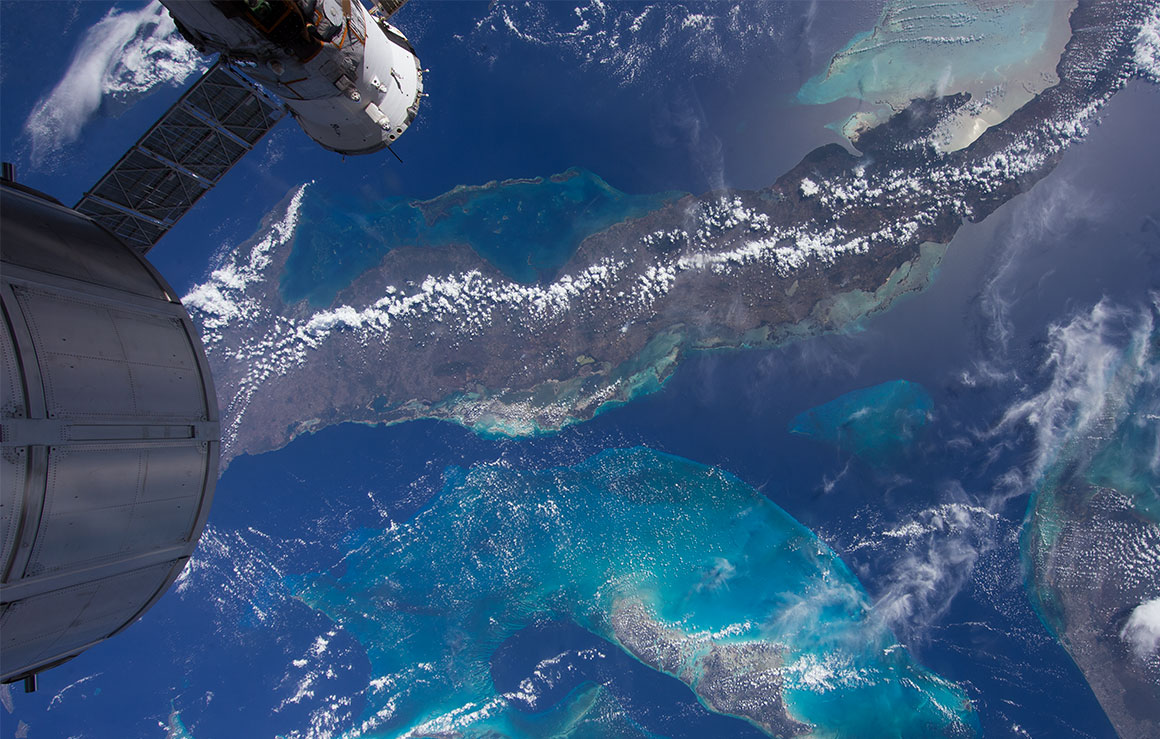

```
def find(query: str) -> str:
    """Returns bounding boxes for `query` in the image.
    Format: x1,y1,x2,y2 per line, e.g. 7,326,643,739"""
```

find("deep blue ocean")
279,168,683,306
3,1,1157,736
126,84,1154,738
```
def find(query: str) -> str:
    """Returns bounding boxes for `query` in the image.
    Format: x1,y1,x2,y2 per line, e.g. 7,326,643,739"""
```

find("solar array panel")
76,60,286,254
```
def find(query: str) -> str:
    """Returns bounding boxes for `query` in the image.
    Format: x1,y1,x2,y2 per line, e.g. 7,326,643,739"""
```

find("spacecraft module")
163,0,424,155
0,181,219,687
0,0,424,690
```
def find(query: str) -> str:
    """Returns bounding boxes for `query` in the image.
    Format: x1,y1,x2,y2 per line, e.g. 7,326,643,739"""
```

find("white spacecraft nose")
163,0,424,156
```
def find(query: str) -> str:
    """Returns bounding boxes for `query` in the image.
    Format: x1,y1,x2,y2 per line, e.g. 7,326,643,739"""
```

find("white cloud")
184,183,308,335
869,502,999,635
48,673,102,711
176,523,292,631
999,299,1156,484
181,11,1144,457
1134,5,1160,84
461,1,783,87
979,178,1099,354
23,1,205,168
874,539,979,629
1121,597,1160,658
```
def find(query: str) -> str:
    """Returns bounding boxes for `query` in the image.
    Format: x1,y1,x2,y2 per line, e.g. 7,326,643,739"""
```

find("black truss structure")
76,60,286,255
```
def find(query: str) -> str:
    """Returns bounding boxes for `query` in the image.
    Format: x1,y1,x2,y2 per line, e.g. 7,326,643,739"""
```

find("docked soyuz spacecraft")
163,0,425,155
0,0,423,691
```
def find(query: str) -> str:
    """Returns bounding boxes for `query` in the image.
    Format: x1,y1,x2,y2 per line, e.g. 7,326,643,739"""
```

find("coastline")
185,0,1155,471
797,0,1078,152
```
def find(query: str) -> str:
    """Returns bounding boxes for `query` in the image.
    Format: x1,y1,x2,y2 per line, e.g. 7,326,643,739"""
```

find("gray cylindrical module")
0,182,219,684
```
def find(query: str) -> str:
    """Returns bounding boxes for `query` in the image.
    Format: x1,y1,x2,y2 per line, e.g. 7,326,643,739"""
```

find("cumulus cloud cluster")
23,0,205,168
1134,4,1160,83
462,0,784,86
177,0,1149,466
174,523,292,631
1122,597,1160,658
182,184,879,456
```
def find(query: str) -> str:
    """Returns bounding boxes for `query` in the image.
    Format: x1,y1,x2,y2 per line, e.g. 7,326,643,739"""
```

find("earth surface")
1,1,1159,738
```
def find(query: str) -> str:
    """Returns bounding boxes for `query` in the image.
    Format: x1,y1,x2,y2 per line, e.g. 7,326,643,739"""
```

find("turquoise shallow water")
289,447,975,737
1084,384,1160,524
279,168,682,307
788,380,933,462
1024,307,1160,630
795,0,1062,107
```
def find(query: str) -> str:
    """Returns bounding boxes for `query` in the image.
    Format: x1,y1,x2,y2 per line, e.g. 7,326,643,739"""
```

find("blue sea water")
4,1,1159,735
9,86,1154,739
795,1,1064,107
788,380,933,462
1083,362,1160,524
288,447,976,737
193,88,1152,739
489,620,769,739
279,168,682,307
1021,302,1160,637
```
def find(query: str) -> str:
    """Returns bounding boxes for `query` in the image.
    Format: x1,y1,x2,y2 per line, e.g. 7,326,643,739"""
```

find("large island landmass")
185,0,1156,470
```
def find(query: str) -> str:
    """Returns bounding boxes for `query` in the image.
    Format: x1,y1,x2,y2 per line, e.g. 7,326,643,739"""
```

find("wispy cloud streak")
23,1,205,168
999,298,1156,485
